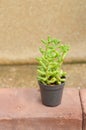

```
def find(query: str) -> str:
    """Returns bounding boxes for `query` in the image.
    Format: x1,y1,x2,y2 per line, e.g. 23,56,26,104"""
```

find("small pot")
38,81,65,107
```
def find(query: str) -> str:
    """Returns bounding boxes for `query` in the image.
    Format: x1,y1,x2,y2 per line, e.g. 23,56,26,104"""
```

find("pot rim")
38,81,65,90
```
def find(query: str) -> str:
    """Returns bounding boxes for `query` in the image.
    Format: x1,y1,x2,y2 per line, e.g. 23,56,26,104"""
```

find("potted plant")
36,36,70,107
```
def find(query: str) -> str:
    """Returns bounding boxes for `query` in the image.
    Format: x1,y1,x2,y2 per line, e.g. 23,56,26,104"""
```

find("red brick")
80,89,86,130
0,88,82,130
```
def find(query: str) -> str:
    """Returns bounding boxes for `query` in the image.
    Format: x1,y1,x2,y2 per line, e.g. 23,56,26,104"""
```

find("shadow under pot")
38,81,65,107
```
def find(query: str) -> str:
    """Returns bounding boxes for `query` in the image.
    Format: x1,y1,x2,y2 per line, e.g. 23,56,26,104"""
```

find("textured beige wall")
0,0,86,64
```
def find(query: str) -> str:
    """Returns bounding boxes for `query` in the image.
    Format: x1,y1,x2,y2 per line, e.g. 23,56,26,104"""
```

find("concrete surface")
80,89,86,130
0,64,85,88
0,88,82,130
0,0,86,64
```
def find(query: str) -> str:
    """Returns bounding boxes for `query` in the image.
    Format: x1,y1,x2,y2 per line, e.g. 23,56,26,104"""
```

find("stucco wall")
0,0,86,64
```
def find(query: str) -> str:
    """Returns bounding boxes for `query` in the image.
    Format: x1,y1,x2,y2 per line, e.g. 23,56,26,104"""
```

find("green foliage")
36,36,70,85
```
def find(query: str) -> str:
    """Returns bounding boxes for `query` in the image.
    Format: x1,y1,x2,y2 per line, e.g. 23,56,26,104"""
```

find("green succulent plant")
36,36,70,85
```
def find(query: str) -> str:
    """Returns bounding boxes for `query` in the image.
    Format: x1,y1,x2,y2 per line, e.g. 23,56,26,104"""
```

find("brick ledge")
0,88,83,130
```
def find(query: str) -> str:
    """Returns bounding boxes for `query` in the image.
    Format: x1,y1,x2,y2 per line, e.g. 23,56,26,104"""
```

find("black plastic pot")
38,82,65,107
